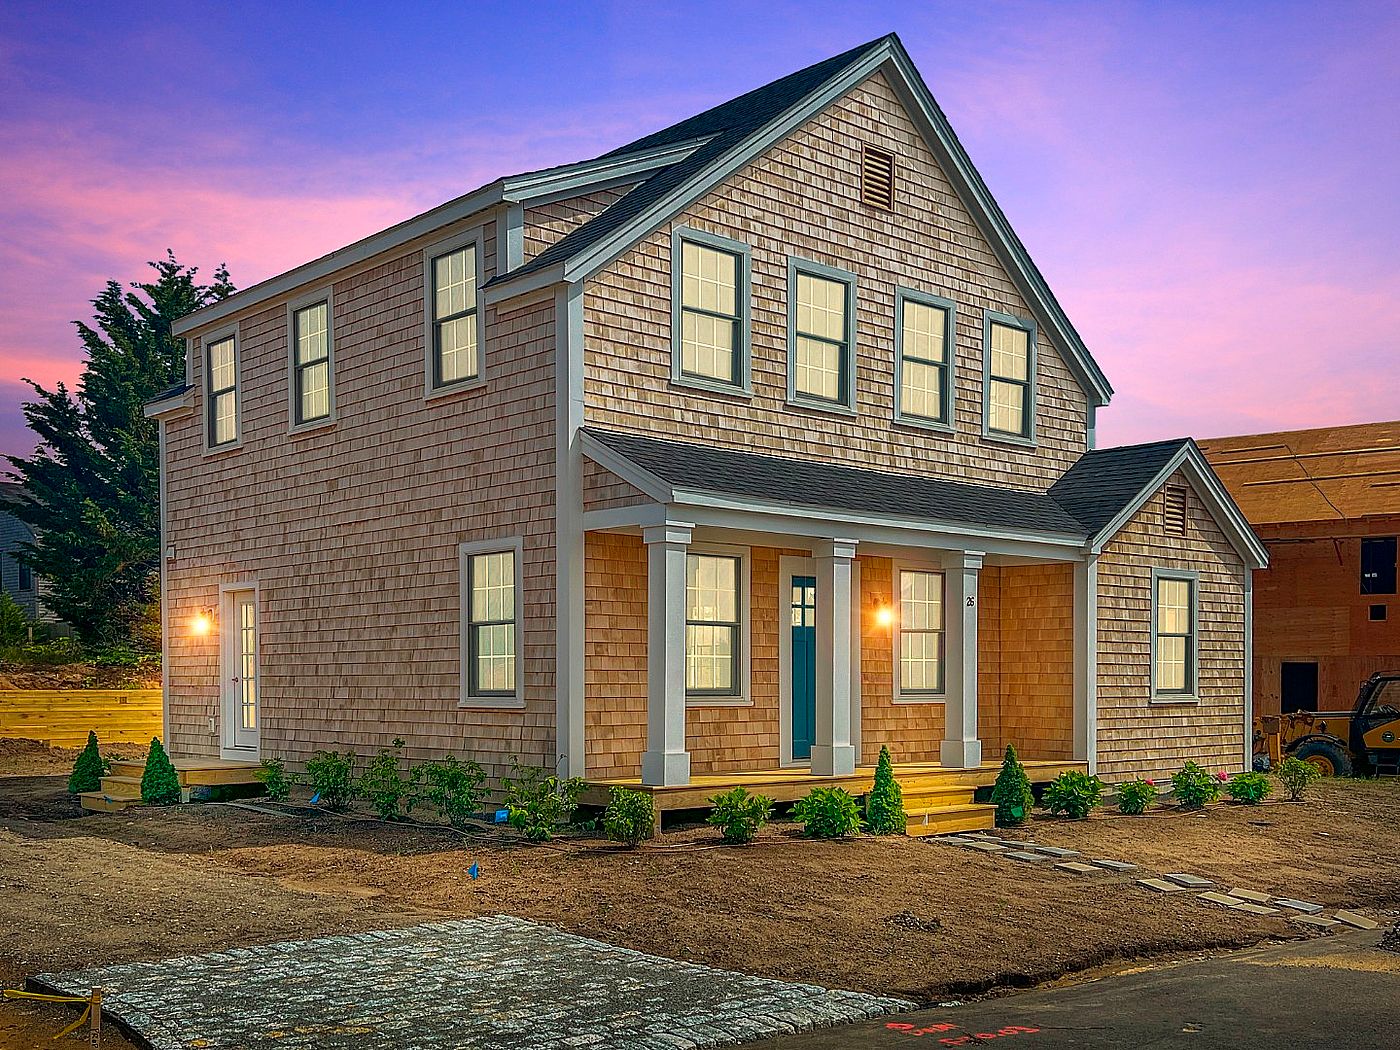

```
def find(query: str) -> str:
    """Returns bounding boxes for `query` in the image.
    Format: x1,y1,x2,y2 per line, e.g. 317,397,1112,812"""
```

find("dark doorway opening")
1280,661,1319,714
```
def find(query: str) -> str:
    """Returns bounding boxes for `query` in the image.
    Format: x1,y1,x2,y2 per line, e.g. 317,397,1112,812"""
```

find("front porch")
580,759,1088,835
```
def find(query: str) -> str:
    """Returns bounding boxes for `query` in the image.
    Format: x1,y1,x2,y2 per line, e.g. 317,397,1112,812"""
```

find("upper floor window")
788,259,857,411
898,569,945,696
290,299,333,427
460,540,522,706
686,553,742,697
1362,537,1397,595
16,559,32,591
672,228,750,393
895,290,954,428
1153,571,1197,698
983,312,1036,442
428,238,481,391
205,331,239,448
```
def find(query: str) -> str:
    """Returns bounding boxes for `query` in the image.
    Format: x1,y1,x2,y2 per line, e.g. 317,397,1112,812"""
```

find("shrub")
792,786,863,838
1171,761,1221,809
865,745,906,835
254,757,292,802
989,744,1034,827
66,730,108,795
501,759,585,842
357,738,410,820
1275,755,1322,802
0,592,28,646
707,786,774,844
1042,770,1104,820
409,755,487,826
1116,778,1158,815
602,787,655,846
1226,771,1273,805
306,749,356,811
140,737,181,805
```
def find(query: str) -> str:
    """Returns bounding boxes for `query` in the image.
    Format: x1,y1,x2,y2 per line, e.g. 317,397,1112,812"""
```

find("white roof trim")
1087,443,1269,568
143,387,194,419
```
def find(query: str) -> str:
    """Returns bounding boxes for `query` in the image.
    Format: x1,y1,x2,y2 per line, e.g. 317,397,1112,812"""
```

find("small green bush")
140,737,181,805
409,755,487,826
707,786,774,844
792,786,863,838
989,744,1034,827
90,646,161,669
865,745,906,835
1171,761,1221,809
358,738,410,820
0,592,28,646
1042,770,1104,820
67,729,108,795
254,757,292,802
1116,778,1158,815
1275,755,1322,802
502,759,584,841
1226,771,1273,805
306,749,356,811
602,787,654,846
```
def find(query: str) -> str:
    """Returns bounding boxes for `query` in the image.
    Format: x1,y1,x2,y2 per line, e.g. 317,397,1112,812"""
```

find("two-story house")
147,35,1266,827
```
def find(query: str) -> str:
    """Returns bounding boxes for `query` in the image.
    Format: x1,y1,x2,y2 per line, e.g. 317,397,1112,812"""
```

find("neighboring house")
0,482,44,622
1201,421,1400,716
149,34,1266,789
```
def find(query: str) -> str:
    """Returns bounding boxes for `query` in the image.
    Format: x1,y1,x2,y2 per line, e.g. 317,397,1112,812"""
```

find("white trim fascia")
1086,444,1269,569
458,536,527,710
501,137,712,203
1243,569,1254,772
482,263,568,306
582,503,669,532
577,433,676,504
501,204,525,272
555,284,587,778
158,420,171,751
144,388,194,419
1072,555,1099,774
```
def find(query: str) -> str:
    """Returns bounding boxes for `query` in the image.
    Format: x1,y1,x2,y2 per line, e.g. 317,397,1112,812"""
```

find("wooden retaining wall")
0,689,163,749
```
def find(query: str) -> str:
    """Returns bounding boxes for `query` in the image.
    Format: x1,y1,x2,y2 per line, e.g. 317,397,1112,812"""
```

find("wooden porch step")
904,802,997,837
98,775,142,799
106,758,262,788
78,791,141,814
898,783,977,807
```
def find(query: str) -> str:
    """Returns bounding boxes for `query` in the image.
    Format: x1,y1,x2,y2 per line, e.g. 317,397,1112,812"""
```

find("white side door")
222,588,259,755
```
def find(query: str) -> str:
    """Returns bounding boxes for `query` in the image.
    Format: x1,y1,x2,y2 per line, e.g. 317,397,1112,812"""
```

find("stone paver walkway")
36,916,911,1050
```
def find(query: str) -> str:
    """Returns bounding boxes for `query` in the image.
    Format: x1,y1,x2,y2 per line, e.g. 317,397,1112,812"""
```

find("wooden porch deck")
581,759,1086,836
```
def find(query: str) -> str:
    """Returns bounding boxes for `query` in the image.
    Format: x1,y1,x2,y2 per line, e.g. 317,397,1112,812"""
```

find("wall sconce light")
191,609,214,637
874,605,894,629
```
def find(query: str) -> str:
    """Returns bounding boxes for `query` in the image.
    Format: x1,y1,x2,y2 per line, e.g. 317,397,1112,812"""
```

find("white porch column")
812,538,859,776
640,522,693,786
941,550,984,769
1073,555,1099,774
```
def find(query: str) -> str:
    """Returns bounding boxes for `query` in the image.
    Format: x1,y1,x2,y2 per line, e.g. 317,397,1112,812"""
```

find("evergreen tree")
990,744,1034,827
67,729,106,794
4,253,234,644
140,736,182,805
865,745,906,834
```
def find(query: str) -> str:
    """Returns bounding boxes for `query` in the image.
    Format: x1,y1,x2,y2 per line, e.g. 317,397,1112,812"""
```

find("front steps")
898,776,996,837
78,757,261,813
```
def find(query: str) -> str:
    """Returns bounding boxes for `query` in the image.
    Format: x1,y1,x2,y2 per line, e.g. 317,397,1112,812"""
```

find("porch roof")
582,427,1088,536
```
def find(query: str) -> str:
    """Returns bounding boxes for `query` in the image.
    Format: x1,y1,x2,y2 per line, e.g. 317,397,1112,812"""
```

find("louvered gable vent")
861,145,895,211
1164,484,1188,536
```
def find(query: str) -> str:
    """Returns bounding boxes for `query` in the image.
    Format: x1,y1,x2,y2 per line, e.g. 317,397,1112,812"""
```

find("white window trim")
424,228,488,401
685,542,752,707
286,285,337,435
670,225,753,398
892,558,948,703
1150,567,1200,704
459,536,525,710
893,286,957,433
201,321,243,456
786,256,859,415
981,309,1038,447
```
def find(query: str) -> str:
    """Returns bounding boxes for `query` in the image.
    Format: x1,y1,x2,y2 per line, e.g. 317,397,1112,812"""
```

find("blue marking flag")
494,809,509,824
468,863,480,880
309,792,321,805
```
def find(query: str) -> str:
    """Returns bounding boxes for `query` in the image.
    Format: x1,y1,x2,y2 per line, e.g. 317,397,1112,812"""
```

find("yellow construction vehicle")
1253,671,1400,777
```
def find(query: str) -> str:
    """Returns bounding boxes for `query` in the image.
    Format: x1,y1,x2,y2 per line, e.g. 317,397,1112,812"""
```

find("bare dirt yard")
1,743,1396,1048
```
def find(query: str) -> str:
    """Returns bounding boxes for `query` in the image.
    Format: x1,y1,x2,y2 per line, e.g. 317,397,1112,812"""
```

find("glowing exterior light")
191,610,213,636
874,605,894,629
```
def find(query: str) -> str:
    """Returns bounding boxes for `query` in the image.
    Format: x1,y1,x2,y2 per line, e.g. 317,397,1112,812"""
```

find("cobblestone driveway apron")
36,915,911,1049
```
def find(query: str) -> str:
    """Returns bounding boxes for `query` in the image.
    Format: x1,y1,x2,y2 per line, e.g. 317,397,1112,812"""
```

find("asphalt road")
751,930,1400,1050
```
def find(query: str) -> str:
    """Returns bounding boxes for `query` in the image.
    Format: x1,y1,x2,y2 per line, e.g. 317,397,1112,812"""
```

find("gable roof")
1198,420,1400,524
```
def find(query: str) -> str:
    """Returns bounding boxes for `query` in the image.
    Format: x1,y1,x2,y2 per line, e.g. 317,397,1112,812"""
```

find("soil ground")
0,744,1396,1049
0,660,162,691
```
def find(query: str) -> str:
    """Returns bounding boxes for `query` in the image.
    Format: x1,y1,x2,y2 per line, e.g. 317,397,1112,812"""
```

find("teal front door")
791,575,817,761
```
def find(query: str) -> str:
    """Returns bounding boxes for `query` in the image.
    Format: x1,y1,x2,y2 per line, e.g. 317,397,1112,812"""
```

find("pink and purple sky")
2,0,1397,460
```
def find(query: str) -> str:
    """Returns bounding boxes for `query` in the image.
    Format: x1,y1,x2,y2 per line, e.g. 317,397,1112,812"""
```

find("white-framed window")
685,551,744,698
203,325,240,449
425,232,485,395
896,567,946,698
787,258,857,411
672,227,750,393
1152,569,1198,700
289,292,334,428
895,289,955,429
459,538,524,707
982,311,1036,442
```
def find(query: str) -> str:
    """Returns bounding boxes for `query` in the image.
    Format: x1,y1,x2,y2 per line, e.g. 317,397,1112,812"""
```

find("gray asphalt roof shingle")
1048,438,1192,535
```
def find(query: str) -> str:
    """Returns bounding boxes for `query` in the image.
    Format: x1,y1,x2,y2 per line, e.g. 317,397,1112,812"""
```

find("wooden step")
898,784,977,806
106,758,262,788
904,802,997,837
98,775,142,799
78,792,141,814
